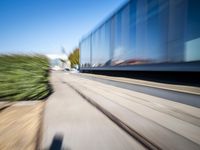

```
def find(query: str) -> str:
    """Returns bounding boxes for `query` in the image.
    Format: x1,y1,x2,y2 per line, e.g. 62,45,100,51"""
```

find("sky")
0,0,126,55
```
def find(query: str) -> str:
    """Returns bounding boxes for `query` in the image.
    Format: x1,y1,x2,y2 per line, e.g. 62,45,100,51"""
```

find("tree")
68,48,80,68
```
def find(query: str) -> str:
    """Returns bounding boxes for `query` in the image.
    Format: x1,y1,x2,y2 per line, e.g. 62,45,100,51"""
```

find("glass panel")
112,5,131,65
104,21,112,65
91,30,98,67
135,0,147,63
184,0,200,62
121,4,131,59
145,0,168,63
129,0,137,64
167,0,187,62
80,36,91,67
112,11,122,65
92,24,110,67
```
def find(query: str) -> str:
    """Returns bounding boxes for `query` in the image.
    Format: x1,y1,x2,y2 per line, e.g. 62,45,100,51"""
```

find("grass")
0,55,52,101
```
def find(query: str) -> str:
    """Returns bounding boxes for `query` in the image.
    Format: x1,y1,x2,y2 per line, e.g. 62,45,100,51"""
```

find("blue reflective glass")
185,0,200,62
92,24,110,67
80,37,91,67
80,0,200,68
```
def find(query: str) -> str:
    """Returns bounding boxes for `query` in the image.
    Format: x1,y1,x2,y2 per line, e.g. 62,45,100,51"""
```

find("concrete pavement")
63,72,200,150
78,73,200,95
75,73,200,107
41,72,146,150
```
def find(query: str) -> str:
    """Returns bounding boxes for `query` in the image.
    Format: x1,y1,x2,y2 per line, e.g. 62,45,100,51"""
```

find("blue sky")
0,0,126,55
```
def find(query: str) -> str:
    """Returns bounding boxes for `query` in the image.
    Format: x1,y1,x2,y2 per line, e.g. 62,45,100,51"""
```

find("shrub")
0,55,52,101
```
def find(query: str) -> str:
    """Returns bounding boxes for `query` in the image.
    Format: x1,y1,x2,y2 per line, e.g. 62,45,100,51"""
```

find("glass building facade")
80,0,200,70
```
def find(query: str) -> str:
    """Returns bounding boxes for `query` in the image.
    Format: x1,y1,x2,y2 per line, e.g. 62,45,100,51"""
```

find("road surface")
75,73,200,107
41,72,146,150
42,71,200,150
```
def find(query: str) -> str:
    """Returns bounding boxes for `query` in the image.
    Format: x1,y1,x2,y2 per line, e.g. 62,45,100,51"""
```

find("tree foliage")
68,48,80,68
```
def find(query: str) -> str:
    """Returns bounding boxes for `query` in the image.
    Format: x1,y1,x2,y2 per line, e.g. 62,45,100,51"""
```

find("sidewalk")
41,72,146,150
80,73,200,95
76,73,200,107
64,73,200,150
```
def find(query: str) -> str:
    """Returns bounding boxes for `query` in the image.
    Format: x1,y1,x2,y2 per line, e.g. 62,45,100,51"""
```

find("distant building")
46,54,71,70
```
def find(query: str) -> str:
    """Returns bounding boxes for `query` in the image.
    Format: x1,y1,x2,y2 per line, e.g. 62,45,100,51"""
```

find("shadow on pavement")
49,134,64,150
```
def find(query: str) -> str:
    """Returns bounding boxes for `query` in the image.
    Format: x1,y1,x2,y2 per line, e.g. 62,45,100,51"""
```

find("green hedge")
0,55,52,101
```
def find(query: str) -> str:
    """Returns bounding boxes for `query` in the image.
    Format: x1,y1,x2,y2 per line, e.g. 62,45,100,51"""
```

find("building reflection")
80,0,200,69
